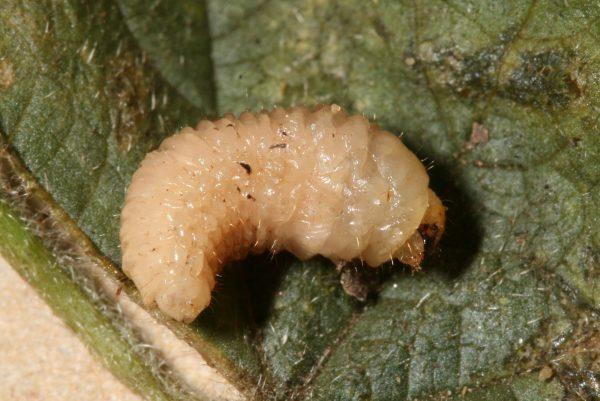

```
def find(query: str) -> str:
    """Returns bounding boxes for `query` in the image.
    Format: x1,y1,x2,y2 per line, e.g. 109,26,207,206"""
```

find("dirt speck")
538,365,554,381
0,60,15,89
417,42,435,62
338,262,383,302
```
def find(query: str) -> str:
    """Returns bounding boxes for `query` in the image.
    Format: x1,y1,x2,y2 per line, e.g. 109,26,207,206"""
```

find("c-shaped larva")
120,105,446,322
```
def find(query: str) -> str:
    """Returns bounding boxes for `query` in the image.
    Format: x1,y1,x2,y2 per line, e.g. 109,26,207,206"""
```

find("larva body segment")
120,105,445,322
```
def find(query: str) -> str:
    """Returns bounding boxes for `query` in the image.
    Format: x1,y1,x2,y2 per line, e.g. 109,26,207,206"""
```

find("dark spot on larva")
226,123,234,128
278,126,288,136
269,143,287,149
115,286,123,297
246,193,256,201
236,186,241,193
238,162,252,174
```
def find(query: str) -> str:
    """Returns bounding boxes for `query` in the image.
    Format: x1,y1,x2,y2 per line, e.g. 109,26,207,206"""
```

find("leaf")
117,0,215,110
452,375,565,401
0,198,182,401
0,1,598,401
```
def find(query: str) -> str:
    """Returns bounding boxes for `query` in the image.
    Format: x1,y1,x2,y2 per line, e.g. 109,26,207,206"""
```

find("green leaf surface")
0,1,598,401
453,375,565,401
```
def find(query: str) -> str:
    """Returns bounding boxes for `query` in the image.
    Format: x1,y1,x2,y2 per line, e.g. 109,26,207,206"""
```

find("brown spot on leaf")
538,365,554,381
569,137,582,147
467,122,489,149
279,82,287,97
0,60,14,89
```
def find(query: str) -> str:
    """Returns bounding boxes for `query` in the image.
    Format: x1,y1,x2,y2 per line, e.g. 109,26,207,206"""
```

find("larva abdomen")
120,105,445,322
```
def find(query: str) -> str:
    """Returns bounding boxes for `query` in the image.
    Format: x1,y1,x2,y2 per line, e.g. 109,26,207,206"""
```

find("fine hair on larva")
120,105,446,322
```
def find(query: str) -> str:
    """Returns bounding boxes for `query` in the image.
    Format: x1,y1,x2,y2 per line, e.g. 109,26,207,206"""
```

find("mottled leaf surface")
0,0,207,262
0,0,598,400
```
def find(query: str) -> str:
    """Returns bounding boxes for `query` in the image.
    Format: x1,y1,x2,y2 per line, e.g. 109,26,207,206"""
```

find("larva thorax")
120,105,445,322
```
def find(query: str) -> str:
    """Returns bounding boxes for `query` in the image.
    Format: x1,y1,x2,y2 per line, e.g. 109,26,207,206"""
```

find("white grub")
120,105,446,322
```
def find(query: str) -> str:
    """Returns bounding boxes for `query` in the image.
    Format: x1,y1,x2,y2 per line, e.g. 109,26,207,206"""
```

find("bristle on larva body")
120,105,445,322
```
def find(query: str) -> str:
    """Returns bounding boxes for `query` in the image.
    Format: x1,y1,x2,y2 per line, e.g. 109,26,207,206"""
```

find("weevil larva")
120,105,445,322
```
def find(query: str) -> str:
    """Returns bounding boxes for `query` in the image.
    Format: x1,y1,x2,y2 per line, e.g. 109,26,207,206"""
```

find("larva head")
391,189,446,269
340,122,445,270
419,189,446,249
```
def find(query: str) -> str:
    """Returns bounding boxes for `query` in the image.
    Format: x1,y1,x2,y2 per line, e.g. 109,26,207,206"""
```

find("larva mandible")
120,105,446,322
